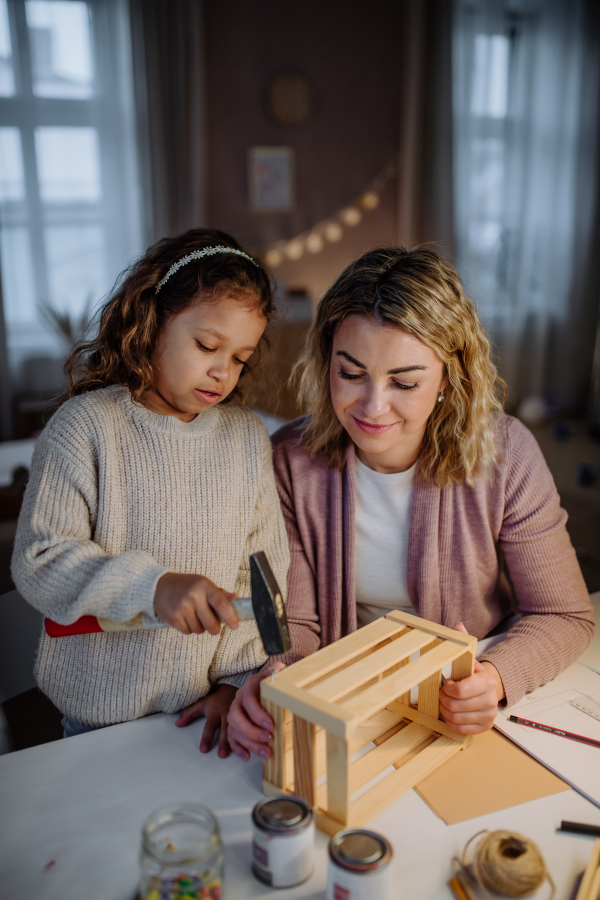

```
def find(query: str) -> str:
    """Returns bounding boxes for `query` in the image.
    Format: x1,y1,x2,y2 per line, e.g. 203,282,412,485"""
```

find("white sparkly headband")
155,245,259,294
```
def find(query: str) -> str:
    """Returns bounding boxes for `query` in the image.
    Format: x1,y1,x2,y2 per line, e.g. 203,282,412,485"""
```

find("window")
0,0,143,399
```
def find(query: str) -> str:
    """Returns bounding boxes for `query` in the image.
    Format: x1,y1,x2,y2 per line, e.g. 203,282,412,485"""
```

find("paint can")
251,796,314,887
326,829,393,899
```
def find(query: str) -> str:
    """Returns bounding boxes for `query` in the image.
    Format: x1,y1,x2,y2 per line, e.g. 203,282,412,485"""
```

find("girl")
12,228,290,758
227,246,595,760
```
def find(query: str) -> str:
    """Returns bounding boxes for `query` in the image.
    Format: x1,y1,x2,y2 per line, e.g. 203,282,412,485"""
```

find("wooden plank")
275,617,407,688
575,840,600,900
261,680,353,737
451,649,475,682
349,708,407,753
314,808,348,836
384,610,477,648
262,699,284,789
417,639,442,718
326,733,350,825
342,640,468,724
386,701,467,743
293,717,317,806
309,629,435,702
350,735,463,825
349,722,432,793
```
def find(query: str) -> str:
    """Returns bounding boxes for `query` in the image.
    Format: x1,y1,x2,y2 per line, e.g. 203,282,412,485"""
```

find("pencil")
509,715,600,749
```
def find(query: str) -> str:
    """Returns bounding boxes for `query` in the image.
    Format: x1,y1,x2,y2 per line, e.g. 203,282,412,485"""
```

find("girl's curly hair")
293,246,506,486
66,228,274,404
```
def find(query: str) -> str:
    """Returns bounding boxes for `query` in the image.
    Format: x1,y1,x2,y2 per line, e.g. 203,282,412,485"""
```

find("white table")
2,591,599,900
0,710,599,900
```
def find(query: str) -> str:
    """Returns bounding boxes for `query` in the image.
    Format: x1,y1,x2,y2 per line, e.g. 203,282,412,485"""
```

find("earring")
438,392,444,403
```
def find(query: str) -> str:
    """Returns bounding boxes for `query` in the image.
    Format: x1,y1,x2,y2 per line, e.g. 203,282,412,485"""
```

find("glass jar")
140,803,224,900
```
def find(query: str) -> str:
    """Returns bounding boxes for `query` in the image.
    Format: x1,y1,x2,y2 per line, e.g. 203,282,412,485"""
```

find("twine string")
459,829,556,899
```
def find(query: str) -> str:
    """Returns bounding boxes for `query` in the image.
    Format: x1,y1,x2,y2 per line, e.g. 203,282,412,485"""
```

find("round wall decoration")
263,70,317,128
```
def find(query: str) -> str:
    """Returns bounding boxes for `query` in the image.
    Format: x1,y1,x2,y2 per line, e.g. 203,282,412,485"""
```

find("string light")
285,239,304,260
324,222,343,242
341,207,362,226
360,191,380,210
261,162,397,267
306,233,324,253
265,249,283,267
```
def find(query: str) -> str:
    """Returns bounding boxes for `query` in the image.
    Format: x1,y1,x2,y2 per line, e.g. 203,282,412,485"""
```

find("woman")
227,246,594,761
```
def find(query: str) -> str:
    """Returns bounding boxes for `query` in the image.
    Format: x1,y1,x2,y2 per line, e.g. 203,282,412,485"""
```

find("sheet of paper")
494,662,600,808
415,728,569,824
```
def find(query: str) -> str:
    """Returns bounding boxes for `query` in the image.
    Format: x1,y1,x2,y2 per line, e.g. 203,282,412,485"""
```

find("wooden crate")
575,840,600,900
261,609,476,835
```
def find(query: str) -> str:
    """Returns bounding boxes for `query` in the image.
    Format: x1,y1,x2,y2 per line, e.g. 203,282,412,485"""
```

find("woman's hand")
227,662,287,761
439,622,505,734
154,572,239,635
175,684,237,757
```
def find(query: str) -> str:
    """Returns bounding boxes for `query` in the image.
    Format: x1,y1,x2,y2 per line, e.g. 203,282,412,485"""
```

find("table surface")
1,593,599,900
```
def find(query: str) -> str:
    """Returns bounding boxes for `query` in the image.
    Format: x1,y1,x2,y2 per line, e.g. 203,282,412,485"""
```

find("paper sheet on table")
493,662,600,808
415,728,569,825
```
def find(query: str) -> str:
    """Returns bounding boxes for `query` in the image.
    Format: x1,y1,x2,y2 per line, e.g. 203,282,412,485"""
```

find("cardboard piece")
415,727,569,825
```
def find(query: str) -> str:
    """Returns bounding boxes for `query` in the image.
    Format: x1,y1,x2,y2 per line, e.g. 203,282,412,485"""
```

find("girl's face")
147,294,267,421
330,315,447,473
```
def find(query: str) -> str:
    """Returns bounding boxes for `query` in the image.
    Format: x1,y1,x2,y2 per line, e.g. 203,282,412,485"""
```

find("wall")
204,0,407,301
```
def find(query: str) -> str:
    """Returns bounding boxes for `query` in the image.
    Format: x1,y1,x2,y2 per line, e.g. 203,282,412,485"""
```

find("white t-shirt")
354,456,417,628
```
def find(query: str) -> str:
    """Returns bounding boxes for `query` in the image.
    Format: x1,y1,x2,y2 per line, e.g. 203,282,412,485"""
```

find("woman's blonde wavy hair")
294,246,506,485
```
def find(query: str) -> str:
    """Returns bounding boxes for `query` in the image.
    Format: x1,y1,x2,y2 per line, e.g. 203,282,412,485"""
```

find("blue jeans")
61,716,100,739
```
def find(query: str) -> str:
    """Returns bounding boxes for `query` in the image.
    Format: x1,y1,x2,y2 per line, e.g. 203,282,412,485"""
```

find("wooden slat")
349,722,431,793
386,701,468,742
262,679,353,737
417,639,442,718
451,649,475,682
293,717,316,805
275,617,407,688
342,640,468,724
349,735,463,825
262,699,284,789
384,610,477,648
349,708,407,753
575,841,600,900
309,629,435,703
326,733,350,825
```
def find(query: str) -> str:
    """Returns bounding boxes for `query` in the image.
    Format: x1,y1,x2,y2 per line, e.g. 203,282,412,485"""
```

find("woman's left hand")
439,623,505,734
175,684,238,757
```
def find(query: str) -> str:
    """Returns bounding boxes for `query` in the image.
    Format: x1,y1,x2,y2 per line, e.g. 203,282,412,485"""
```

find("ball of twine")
461,830,555,899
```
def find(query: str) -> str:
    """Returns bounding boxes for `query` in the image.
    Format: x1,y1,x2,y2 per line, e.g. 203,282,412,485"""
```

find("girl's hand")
154,572,240,635
439,622,505,734
175,684,237,757
227,662,287,761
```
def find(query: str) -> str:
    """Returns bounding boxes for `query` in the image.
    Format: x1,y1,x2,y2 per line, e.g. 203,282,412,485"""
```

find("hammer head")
250,551,291,656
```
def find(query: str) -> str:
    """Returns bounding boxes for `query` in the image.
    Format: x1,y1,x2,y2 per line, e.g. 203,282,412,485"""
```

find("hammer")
44,551,291,656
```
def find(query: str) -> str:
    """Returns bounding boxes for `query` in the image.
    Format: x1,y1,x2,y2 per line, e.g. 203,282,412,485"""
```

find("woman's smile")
350,415,399,434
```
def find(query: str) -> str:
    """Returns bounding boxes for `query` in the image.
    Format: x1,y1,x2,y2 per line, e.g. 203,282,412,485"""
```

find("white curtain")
453,0,600,410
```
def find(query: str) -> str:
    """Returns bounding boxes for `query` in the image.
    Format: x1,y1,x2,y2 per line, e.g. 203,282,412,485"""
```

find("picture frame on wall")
248,146,295,212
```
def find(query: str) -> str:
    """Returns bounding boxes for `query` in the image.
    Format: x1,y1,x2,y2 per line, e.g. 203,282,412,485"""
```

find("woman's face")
330,315,447,473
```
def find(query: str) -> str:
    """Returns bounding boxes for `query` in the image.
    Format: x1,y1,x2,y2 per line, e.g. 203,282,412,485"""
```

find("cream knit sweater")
12,385,290,727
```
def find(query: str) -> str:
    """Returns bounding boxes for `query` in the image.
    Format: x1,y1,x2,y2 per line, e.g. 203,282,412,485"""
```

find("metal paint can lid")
252,796,313,835
329,829,392,872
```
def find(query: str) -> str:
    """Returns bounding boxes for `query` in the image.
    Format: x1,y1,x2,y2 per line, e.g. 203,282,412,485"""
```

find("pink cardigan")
271,414,595,707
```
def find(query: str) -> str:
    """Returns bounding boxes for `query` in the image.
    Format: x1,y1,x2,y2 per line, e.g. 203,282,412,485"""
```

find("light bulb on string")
324,222,343,242
306,233,324,253
341,207,362,226
265,249,283,267
285,239,304,260
360,191,380,210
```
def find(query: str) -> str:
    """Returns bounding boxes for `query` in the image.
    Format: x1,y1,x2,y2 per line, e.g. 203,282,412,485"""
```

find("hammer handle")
45,597,254,637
